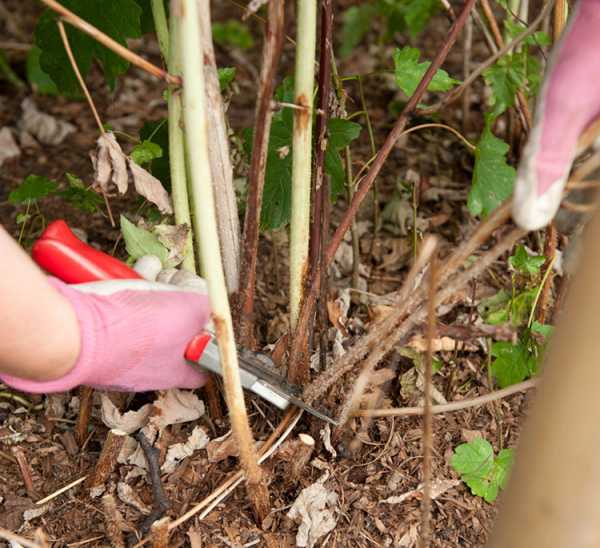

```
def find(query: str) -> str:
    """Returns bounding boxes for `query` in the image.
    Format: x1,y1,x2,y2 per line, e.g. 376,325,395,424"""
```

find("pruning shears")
32,220,336,425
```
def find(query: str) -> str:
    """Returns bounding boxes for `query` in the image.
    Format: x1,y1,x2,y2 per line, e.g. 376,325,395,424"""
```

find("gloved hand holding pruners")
0,224,211,393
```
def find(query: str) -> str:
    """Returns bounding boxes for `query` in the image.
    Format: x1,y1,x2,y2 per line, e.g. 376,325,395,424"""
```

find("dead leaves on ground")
100,389,207,479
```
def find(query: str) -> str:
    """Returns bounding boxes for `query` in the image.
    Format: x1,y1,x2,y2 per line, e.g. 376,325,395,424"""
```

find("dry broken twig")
135,431,170,535
355,378,538,417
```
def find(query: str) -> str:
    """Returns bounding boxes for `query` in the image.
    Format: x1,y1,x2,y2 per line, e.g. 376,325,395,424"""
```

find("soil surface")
0,1,549,546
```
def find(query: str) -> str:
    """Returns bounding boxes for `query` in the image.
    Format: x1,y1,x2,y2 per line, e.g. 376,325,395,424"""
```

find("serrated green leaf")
493,448,515,491
139,120,170,190
483,55,526,117
243,78,294,230
510,288,537,326
58,173,102,213
35,0,142,96
339,4,377,58
26,45,59,95
509,245,545,276
131,140,163,166
136,0,158,35
451,439,514,503
468,116,516,217
393,46,459,97
120,215,168,264
478,290,511,325
9,175,58,204
213,20,254,50
524,53,543,98
491,340,535,388
504,20,550,47
218,67,236,91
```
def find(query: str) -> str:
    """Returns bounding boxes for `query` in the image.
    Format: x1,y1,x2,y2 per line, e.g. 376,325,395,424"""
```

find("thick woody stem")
86,429,127,489
289,0,317,330
288,0,333,385
176,0,269,521
198,4,240,295
237,0,285,347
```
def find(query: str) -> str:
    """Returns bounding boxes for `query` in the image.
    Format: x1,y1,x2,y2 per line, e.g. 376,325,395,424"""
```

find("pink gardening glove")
0,261,211,393
513,0,600,231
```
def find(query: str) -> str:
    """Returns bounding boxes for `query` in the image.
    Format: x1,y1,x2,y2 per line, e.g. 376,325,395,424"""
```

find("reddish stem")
236,0,285,347
325,0,476,266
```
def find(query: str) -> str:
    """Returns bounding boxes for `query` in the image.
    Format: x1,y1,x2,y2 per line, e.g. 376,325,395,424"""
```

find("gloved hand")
0,256,211,393
512,0,600,231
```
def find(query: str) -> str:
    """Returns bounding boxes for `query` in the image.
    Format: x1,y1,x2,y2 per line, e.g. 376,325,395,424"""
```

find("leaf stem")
237,0,285,346
56,20,103,134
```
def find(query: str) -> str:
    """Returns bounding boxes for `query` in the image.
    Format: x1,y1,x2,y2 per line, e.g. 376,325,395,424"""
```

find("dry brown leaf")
206,431,239,463
100,394,152,434
19,98,75,145
117,482,151,515
287,482,339,548
0,127,20,167
381,478,460,505
154,223,190,266
91,132,173,214
149,389,205,430
129,160,173,214
117,436,148,469
319,424,337,459
92,132,128,194
162,426,209,473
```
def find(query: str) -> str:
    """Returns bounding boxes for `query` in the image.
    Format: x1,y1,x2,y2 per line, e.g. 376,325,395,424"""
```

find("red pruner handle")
32,220,142,284
184,332,213,362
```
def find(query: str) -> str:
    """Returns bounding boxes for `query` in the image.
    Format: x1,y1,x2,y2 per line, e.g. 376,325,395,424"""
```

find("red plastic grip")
184,332,213,362
32,220,142,284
